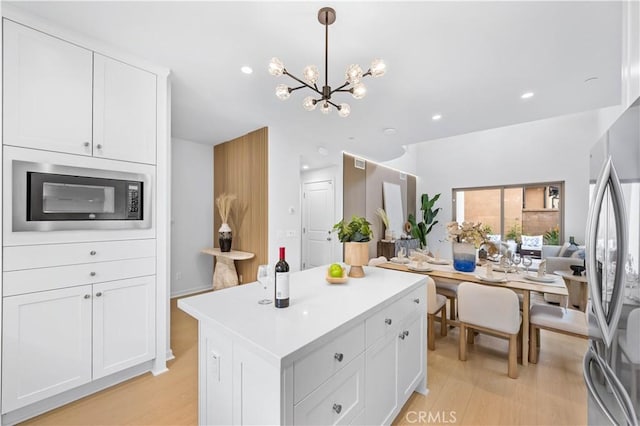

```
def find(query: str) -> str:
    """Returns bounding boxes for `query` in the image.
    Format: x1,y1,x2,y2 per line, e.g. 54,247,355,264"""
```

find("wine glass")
522,256,533,275
502,256,512,280
257,265,272,305
511,253,522,274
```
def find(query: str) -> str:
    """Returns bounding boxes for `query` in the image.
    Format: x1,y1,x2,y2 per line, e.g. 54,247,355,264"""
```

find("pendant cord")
324,9,328,99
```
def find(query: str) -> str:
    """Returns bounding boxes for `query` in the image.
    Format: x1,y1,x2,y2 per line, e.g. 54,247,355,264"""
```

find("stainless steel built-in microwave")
12,161,151,231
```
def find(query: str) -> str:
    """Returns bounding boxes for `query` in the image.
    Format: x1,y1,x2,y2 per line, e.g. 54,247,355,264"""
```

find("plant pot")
452,242,476,272
344,242,369,278
219,223,232,252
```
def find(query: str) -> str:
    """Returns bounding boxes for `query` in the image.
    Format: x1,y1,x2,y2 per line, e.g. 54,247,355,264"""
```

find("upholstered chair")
426,276,447,350
529,303,588,364
457,282,522,379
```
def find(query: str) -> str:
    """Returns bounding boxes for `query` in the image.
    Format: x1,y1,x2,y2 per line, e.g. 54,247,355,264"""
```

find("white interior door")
302,180,335,269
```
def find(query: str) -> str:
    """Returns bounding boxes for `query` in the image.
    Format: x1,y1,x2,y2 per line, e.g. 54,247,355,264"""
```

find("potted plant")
216,193,237,252
333,216,373,278
408,193,441,249
446,221,490,272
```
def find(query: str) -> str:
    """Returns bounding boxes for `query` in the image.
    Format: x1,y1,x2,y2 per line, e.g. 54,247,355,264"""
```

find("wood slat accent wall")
214,127,268,284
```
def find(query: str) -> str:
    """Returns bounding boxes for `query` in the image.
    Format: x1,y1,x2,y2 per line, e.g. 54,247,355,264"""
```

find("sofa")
539,243,586,305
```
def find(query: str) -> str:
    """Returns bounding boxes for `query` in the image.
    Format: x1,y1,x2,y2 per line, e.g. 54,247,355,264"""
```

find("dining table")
377,260,569,366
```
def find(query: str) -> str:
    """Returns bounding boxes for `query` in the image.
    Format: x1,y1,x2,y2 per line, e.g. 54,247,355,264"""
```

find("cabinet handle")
332,403,342,414
90,250,97,256
96,144,103,150
96,292,103,297
84,294,91,299
334,353,344,362
404,330,410,337
385,318,392,325
83,141,90,147
399,332,406,340
413,298,420,304
90,271,96,277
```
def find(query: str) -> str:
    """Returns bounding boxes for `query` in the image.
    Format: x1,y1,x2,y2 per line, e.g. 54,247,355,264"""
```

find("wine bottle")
274,247,290,308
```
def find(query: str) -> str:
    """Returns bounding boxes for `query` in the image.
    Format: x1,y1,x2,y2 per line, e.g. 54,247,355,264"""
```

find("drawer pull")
96,292,103,297
96,144,103,150
413,298,420,304
84,294,91,299
90,250,97,256
83,141,90,147
332,403,342,414
334,353,344,362
385,318,392,325
404,330,410,337
399,332,406,340
90,272,96,277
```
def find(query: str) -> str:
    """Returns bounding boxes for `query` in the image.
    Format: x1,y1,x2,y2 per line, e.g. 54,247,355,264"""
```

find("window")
453,182,564,245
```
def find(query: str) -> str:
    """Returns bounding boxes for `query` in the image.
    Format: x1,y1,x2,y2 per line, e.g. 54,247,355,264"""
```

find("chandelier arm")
325,99,341,109
363,70,372,78
333,89,353,93
283,71,323,96
289,85,307,92
330,81,351,95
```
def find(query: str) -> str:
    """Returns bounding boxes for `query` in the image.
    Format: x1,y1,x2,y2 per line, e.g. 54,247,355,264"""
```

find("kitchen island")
178,265,428,425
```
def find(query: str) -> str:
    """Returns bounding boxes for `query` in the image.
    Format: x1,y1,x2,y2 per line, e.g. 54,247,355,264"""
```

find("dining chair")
435,280,458,322
528,303,588,364
426,276,447,350
618,308,640,405
457,282,522,379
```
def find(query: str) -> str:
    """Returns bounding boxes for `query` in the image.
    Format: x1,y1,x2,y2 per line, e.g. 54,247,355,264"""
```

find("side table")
554,270,589,311
201,248,255,291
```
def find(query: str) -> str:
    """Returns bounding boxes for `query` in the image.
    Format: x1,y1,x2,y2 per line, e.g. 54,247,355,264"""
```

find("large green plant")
408,193,441,249
332,216,373,242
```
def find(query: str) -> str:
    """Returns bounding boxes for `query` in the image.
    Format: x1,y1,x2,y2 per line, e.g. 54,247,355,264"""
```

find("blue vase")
452,242,476,272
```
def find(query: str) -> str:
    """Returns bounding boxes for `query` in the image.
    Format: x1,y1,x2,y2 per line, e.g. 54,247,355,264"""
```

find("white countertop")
178,265,426,365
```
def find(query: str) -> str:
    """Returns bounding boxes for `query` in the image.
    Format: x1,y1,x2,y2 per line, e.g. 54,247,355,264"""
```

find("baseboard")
2,361,153,425
170,285,211,299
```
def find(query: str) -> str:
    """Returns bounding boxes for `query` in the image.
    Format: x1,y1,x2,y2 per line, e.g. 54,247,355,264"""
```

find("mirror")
382,182,403,239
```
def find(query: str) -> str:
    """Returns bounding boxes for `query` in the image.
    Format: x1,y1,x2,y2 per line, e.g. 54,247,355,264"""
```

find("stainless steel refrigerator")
586,97,640,425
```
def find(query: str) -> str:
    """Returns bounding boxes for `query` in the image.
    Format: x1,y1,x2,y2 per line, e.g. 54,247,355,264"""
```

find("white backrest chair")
426,276,448,350
528,303,588,364
457,282,522,378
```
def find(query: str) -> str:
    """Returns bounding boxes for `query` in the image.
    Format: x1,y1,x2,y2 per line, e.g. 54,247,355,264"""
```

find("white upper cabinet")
93,54,157,164
3,19,93,155
3,20,157,165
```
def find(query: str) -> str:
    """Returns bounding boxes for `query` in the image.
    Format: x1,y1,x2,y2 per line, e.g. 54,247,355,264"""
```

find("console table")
554,270,589,311
377,238,419,259
201,248,254,290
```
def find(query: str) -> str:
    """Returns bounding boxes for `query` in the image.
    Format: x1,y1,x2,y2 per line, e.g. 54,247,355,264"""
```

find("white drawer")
294,354,364,426
365,284,425,347
3,239,155,271
3,257,155,296
294,322,365,404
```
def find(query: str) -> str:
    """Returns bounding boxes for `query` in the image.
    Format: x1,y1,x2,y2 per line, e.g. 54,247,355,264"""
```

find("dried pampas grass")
216,193,237,224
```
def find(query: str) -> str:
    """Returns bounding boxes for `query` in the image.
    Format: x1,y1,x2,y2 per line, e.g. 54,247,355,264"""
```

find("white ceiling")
8,1,622,169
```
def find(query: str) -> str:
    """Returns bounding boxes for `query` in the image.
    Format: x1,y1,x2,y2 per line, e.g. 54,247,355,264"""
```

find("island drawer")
3,239,156,271
3,257,156,296
294,353,364,426
294,322,365,404
365,284,425,347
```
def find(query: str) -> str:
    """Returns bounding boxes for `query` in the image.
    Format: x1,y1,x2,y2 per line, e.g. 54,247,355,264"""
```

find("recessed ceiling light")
383,128,397,135
317,146,329,156
584,76,599,83
301,164,309,170
241,66,253,74
521,92,534,99
431,114,442,121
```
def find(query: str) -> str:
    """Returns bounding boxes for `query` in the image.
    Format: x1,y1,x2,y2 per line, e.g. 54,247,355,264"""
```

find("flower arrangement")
446,221,490,248
375,208,390,230
216,193,237,224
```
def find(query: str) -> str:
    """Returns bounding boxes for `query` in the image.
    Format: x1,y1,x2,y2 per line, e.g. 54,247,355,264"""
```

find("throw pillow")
521,235,543,249
570,246,586,259
557,242,571,257
563,243,579,257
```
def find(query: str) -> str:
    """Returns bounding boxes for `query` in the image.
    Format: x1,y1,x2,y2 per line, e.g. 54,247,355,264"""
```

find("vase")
344,242,369,278
219,222,232,252
452,242,476,272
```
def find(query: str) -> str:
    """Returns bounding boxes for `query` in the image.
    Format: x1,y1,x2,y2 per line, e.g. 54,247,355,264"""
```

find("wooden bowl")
326,267,348,284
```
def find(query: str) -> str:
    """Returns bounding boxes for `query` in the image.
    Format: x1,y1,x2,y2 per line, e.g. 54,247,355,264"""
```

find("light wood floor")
24,297,588,425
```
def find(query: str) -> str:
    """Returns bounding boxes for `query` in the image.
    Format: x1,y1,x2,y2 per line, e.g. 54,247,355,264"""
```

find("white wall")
415,109,613,259
381,144,419,176
170,138,213,297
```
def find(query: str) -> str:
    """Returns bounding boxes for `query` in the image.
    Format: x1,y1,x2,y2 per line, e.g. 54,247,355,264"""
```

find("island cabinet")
178,266,428,426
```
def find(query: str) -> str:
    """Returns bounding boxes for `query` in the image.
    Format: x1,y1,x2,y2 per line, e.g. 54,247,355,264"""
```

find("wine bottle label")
275,272,290,299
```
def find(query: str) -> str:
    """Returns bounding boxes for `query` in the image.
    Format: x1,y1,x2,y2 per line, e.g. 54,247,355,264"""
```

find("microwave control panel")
126,182,142,219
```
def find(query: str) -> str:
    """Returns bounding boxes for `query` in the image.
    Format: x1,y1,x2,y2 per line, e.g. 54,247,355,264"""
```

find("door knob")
332,403,342,414
334,353,344,362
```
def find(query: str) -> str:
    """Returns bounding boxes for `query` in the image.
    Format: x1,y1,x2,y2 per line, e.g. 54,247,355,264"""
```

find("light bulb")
303,65,319,84
320,102,332,114
303,96,317,111
370,58,386,77
351,82,367,99
338,103,351,118
275,84,290,100
345,64,363,84
268,57,285,76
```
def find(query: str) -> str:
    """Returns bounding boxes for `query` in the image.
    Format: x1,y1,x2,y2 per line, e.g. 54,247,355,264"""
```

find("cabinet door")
2,286,92,413
3,20,93,155
364,331,399,426
201,326,233,426
93,54,157,164
397,313,425,403
92,276,156,379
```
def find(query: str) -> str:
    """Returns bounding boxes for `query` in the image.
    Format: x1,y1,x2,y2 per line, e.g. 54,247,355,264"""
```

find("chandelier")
268,7,386,118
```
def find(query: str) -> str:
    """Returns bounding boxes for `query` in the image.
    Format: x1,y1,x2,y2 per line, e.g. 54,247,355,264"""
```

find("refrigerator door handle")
583,345,639,426
585,156,628,348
